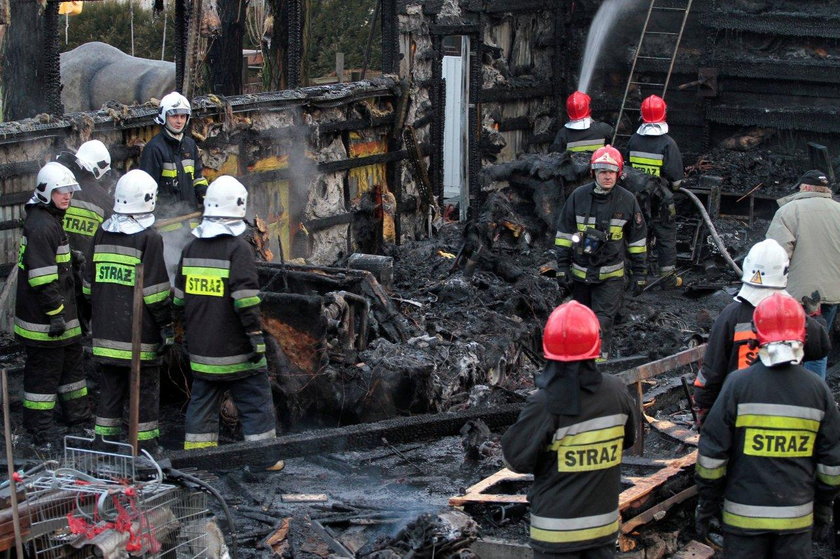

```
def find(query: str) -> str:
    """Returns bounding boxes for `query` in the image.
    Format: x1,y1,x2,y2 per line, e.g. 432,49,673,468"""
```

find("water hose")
678,189,742,277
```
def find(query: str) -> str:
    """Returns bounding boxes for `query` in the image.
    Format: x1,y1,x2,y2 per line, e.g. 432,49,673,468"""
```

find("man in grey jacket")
766,169,840,379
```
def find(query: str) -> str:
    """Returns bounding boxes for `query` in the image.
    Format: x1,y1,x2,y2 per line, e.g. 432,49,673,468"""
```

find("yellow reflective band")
629,155,664,167
736,414,820,432
56,252,71,263
185,275,225,297
628,245,647,254
696,463,727,480
555,439,622,472
551,425,625,447
181,266,230,278
183,165,195,175
46,304,65,316
95,263,136,286
184,441,218,450
64,208,102,237
137,428,160,441
572,268,586,279
568,143,604,153
743,428,815,458
723,511,812,531
531,518,619,543
555,238,573,247
600,268,625,280
93,253,141,266
161,169,178,178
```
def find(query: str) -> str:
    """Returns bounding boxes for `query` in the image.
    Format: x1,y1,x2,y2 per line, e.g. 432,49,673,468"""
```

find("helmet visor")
167,108,190,116
55,184,81,194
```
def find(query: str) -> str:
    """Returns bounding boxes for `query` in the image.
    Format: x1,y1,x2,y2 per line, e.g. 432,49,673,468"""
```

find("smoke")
577,0,642,94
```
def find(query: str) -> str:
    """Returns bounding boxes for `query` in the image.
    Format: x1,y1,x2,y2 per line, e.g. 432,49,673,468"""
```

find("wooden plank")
646,414,699,447
619,451,697,510
621,485,698,534
616,345,706,385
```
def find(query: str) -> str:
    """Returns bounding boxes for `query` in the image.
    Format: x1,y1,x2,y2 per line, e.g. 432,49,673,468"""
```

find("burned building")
0,0,839,557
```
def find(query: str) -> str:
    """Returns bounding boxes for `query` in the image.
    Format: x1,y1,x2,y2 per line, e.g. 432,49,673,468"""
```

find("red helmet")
590,145,624,175
753,293,806,347
566,91,591,121
543,301,601,361
641,95,667,123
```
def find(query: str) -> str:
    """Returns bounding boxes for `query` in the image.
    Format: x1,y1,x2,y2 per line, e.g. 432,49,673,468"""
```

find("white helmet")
155,91,191,132
736,239,790,306
34,162,80,204
75,140,111,180
203,175,247,218
113,169,158,214
741,239,789,288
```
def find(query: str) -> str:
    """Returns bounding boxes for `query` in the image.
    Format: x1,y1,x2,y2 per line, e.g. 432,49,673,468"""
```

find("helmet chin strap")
163,125,184,140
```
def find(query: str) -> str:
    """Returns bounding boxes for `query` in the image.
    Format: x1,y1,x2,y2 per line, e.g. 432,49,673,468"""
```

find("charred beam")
616,345,706,385
701,12,840,38
381,0,399,74
167,404,525,469
477,85,553,104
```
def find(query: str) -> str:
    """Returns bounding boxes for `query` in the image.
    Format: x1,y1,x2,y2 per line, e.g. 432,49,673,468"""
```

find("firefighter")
139,91,209,221
692,239,830,425
502,301,637,558
554,145,647,360
56,139,113,333
174,175,284,471
625,95,684,288
550,91,615,154
15,162,91,449
83,170,172,453
696,293,840,557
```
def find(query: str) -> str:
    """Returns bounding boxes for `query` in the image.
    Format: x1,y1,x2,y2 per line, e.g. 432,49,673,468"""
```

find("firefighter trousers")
571,277,624,356
95,363,160,449
184,371,276,450
723,531,810,559
23,343,90,442
533,544,614,559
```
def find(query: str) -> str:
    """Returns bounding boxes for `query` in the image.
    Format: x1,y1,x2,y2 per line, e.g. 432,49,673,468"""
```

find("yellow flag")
59,1,83,15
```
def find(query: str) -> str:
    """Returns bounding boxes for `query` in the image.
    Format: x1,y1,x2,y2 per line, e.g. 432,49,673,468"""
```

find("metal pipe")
2,369,25,559
679,189,742,277
129,263,145,455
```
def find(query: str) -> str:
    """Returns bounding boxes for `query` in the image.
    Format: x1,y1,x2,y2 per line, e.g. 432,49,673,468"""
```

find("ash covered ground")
3,146,840,557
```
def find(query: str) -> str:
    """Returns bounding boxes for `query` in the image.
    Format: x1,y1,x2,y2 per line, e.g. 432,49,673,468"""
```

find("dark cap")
795,169,830,189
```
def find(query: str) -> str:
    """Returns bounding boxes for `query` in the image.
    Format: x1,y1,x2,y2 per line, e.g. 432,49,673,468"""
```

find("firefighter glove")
557,268,573,293
695,407,710,430
814,502,833,543
247,331,266,363
48,315,67,337
802,290,822,316
71,249,86,269
694,499,718,543
159,324,175,354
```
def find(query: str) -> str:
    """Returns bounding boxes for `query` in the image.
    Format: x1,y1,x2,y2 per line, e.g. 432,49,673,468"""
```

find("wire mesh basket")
23,436,216,559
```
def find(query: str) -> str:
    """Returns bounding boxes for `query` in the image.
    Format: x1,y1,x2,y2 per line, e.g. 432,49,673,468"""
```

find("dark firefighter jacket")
139,132,209,218
56,152,113,256
554,182,647,283
550,121,615,154
693,298,830,409
502,368,636,554
696,360,840,535
15,203,82,346
626,133,684,184
173,234,265,380
83,227,171,365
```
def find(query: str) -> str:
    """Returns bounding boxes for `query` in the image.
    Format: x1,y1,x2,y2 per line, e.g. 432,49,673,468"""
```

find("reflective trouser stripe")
530,510,619,543
244,429,276,442
185,432,218,450
723,500,813,531
58,379,88,401
818,463,840,486
95,416,122,436
24,392,57,410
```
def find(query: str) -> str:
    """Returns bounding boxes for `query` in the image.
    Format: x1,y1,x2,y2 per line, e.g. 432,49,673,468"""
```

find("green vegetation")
308,0,381,79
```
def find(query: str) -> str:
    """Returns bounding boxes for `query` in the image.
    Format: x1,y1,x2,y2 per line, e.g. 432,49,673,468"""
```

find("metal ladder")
612,0,694,147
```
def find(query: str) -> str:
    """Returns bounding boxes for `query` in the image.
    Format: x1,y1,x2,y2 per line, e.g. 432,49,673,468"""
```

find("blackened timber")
317,115,395,135
429,24,480,35
381,0,399,75
702,11,840,38
705,105,840,134
478,84,553,103
167,404,525,469
616,345,706,385
0,161,41,180
498,116,531,132
302,213,354,232
318,150,407,174
468,24,482,210
0,191,37,208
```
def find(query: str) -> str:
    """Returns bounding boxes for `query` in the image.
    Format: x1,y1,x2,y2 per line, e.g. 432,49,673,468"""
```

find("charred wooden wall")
0,79,427,268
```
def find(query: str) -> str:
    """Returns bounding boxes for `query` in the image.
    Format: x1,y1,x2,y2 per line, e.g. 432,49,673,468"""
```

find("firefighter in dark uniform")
15,162,91,448
174,175,284,471
625,95,684,288
57,139,113,332
554,146,647,360
139,91,209,225
550,91,615,154
696,293,840,557
83,170,172,453
693,239,830,425
502,301,637,559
